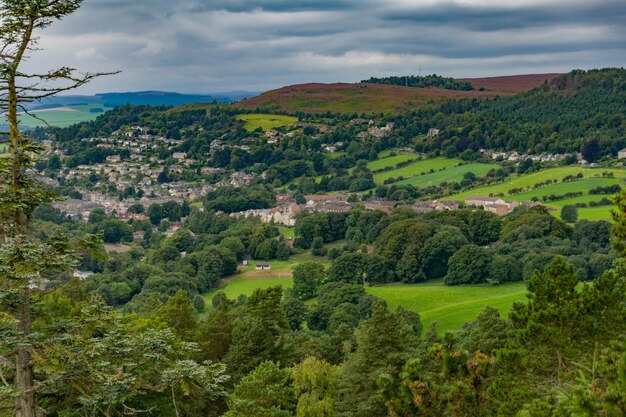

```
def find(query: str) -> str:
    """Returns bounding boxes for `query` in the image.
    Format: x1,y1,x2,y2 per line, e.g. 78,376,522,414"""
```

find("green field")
373,157,462,184
278,227,295,239
18,104,112,128
366,153,418,172
450,167,626,201
203,272,528,333
324,152,346,159
368,281,527,333
204,276,294,301
396,163,500,188
236,113,298,131
446,166,626,221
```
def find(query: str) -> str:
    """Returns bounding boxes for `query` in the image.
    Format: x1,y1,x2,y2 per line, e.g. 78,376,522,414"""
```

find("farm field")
365,153,418,172
18,104,112,128
396,162,499,188
204,276,294,302
368,281,527,333
450,167,626,201
372,157,462,184
447,166,626,220
236,113,297,131
202,263,528,333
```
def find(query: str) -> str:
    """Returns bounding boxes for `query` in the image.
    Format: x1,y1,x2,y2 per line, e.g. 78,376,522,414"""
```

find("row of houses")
231,192,535,228
464,196,538,216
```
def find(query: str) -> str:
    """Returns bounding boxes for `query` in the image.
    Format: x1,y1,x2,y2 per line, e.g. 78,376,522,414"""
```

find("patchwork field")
236,113,298,131
395,162,500,188
202,260,528,333
365,153,418,172
18,104,112,128
372,157,462,184
448,166,626,220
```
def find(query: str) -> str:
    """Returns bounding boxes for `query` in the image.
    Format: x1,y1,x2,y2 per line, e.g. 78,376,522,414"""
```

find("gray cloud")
22,0,626,93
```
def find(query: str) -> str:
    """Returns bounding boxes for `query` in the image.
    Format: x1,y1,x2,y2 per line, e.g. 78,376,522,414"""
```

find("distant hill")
9,90,258,129
236,82,500,114
458,73,562,93
236,74,561,114
28,90,258,111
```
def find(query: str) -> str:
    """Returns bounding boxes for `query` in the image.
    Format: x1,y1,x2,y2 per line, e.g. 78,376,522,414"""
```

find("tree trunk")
8,60,35,417
15,288,35,417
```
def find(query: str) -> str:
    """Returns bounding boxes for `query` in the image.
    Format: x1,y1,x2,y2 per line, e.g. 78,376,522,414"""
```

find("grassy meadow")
365,153,418,172
236,113,298,131
204,276,294,301
368,281,527,333
396,162,500,188
372,157,462,184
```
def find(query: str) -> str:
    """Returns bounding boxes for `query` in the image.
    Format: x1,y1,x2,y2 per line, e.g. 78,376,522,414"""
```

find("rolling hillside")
458,73,562,93
236,82,500,114
236,73,561,114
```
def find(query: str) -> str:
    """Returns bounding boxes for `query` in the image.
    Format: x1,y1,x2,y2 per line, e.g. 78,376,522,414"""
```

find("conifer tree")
0,2,112,415
224,361,295,417
335,301,419,417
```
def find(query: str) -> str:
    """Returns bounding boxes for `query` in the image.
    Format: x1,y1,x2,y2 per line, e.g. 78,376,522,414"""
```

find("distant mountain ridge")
28,90,258,110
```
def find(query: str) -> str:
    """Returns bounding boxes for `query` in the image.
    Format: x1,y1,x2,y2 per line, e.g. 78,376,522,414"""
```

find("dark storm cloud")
381,0,626,30
27,0,626,93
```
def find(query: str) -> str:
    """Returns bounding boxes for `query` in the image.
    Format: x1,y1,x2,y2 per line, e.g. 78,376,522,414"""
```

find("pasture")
18,104,112,128
204,276,294,302
372,157,462,184
236,113,298,131
368,281,527,333
450,167,626,201
447,166,626,221
396,162,499,188
366,153,418,172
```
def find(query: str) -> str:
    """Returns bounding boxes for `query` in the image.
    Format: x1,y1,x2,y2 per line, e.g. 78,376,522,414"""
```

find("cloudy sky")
24,0,626,94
